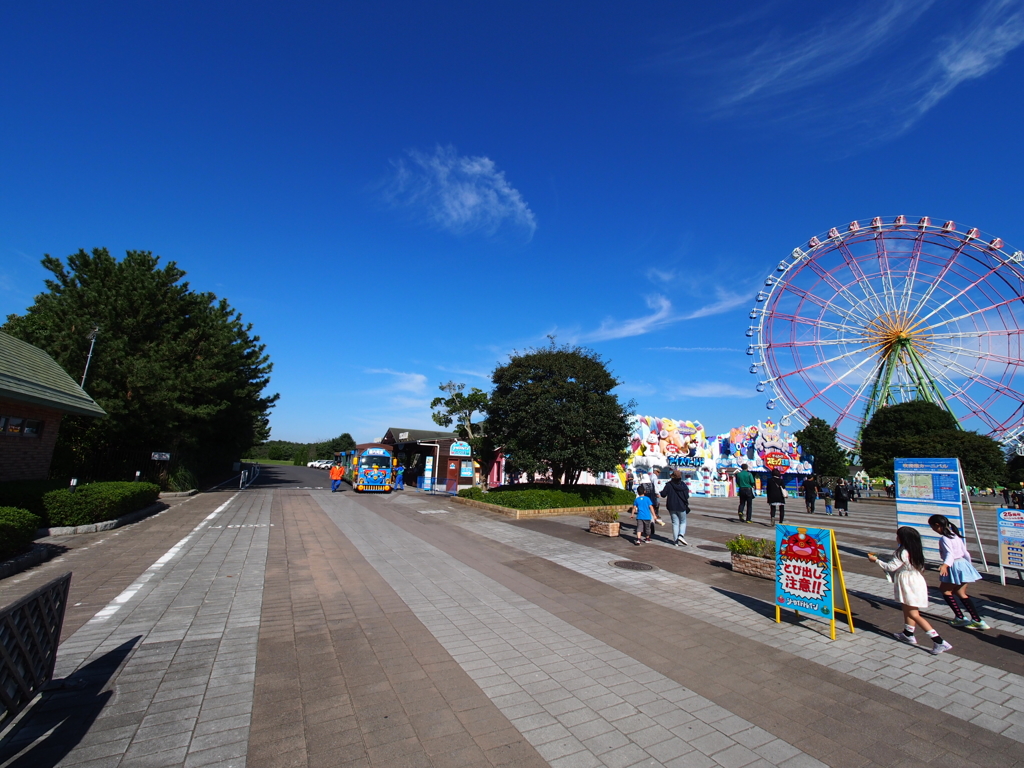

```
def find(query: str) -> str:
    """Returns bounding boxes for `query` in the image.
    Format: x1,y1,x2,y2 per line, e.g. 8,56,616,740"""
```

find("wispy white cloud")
575,287,749,343
366,368,428,394
681,0,1024,141
646,267,677,283
898,0,1024,133
671,382,759,399
435,365,491,381
582,295,675,342
712,0,933,110
384,145,536,238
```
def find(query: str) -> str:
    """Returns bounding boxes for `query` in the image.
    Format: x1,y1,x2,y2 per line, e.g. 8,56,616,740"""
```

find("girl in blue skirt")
928,515,989,630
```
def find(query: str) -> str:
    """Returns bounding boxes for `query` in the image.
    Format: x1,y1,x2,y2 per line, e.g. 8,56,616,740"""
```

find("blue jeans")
670,510,687,540
331,479,342,492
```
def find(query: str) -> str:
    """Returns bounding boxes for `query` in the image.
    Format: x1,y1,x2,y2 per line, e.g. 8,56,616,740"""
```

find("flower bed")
730,552,775,579
726,534,776,579
588,520,620,537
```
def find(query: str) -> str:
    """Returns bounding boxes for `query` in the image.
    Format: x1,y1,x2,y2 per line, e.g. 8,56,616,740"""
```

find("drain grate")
698,545,729,552
611,560,655,571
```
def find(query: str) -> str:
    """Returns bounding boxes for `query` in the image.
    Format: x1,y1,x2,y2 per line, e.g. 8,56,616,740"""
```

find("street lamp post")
80,326,99,388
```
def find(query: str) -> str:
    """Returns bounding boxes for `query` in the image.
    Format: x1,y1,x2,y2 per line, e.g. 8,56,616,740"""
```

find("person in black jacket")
660,469,691,546
767,468,788,525
834,479,850,517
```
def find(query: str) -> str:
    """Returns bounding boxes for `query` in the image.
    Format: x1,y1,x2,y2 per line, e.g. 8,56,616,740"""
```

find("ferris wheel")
747,216,1024,451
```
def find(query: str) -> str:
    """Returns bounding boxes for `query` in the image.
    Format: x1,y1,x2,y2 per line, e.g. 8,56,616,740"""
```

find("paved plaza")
2,466,1024,768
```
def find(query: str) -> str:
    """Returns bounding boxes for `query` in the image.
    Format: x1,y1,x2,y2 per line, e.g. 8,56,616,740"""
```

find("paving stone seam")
451,511,1024,744
317,492,827,768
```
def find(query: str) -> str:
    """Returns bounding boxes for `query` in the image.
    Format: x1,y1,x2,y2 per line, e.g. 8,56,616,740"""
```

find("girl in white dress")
868,527,952,654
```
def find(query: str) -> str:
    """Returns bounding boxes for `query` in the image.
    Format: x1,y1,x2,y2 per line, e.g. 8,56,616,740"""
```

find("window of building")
0,416,44,437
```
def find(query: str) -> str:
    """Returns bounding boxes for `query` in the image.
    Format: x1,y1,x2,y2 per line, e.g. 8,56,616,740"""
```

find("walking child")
868,527,952,654
928,514,989,630
632,493,655,545
821,485,833,516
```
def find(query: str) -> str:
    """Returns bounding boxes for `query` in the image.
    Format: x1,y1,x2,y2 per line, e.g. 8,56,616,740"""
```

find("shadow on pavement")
0,636,140,768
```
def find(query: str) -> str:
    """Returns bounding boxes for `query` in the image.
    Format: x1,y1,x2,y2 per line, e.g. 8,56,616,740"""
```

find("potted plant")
726,534,776,579
588,508,620,537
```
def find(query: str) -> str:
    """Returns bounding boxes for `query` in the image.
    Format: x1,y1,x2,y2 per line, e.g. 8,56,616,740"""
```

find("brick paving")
1,475,1023,768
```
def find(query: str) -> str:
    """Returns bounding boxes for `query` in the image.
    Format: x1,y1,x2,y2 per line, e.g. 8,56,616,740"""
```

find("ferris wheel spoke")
768,337,866,349
921,294,1024,334
777,284,872,328
836,240,889,317
931,368,1011,434
928,329,1024,340
873,236,898,314
792,350,879,409
767,311,861,335
911,263,1005,329
927,342,1024,367
907,235,971,318
802,258,878,323
830,358,884,429
773,346,872,383
939,358,1024,404
898,233,927,315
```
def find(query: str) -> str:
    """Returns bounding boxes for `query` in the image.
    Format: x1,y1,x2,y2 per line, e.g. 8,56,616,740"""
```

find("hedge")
465,484,636,510
43,482,161,527
0,507,42,560
0,479,65,525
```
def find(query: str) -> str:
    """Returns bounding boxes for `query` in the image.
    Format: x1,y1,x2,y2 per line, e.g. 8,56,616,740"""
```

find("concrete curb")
448,494,631,521
36,501,167,537
159,489,198,498
0,544,55,580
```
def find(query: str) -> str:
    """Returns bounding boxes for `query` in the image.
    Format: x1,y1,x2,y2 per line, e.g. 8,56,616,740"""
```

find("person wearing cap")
329,461,345,492
735,463,756,523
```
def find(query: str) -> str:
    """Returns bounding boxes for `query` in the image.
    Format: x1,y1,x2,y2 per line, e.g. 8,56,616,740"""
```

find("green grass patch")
467,484,635,510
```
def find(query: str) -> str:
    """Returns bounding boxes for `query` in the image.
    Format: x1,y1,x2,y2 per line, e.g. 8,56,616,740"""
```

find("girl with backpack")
928,515,988,630
868,527,952,654
766,468,787,525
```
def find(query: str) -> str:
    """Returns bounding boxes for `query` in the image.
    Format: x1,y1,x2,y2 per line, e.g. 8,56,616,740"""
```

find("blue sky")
3,1,1024,444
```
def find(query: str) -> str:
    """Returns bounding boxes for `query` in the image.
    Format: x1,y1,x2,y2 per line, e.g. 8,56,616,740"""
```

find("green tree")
292,446,309,466
794,418,848,478
3,248,278,477
315,432,356,459
860,401,1004,486
430,381,489,439
487,342,635,485
430,381,497,483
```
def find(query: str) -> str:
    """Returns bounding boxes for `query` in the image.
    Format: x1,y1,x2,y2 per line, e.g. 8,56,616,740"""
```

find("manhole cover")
611,560,655,571
698,545,729,552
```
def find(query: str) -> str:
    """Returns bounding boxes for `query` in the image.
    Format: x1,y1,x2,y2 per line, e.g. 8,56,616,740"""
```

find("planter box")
589,520,620,537
731,552,775,580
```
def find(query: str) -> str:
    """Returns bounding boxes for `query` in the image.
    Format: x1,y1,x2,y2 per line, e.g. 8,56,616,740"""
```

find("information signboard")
775,525,853,640
894,458,965,563
449,441,472,457
997,507,1024,585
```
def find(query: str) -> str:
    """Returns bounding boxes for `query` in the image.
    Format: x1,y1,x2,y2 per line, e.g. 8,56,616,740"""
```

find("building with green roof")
0,331,106,481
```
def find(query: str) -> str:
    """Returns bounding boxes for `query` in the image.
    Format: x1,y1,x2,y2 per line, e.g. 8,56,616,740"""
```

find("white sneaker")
678,536,688,546
929,640,953,655
893,631,918,645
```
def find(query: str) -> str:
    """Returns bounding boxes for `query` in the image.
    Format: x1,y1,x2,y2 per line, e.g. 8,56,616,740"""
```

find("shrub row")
460,484,635,510
0,479,65,524
0,507,42,560
43,482,161,527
